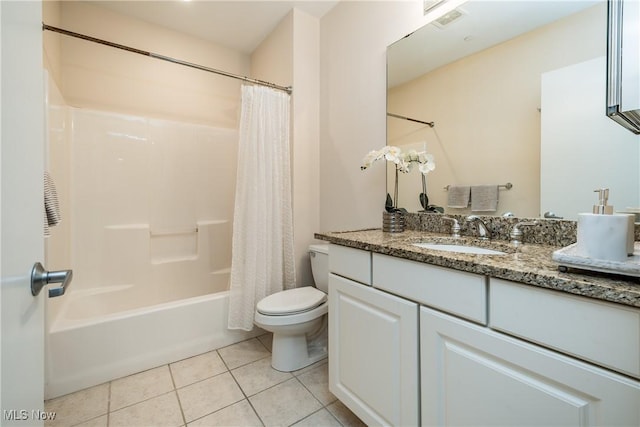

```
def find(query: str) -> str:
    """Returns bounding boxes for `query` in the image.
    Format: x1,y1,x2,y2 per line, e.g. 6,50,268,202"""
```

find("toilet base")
271,333,327,372
271,316,327,372
254,302,329,372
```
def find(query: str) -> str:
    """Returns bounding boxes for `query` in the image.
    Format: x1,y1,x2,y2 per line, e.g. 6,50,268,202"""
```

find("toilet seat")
254,301,328,328
257,287,327,316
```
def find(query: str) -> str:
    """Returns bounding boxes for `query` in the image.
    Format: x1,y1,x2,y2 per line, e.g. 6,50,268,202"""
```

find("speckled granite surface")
405,212,640,245
314,228,640,309
404,212,578,246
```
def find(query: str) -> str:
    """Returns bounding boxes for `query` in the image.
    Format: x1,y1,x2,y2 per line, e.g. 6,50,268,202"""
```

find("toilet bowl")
254,244,329,371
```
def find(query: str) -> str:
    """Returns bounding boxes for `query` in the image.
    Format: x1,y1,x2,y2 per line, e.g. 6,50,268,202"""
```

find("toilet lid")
257,287,327,316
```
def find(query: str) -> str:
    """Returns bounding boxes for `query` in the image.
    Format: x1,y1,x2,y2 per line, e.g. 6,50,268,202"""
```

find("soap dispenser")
576,189,634,261
592,188,613,214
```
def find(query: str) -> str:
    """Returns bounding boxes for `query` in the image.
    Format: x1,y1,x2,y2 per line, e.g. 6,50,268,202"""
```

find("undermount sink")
412,242,507,255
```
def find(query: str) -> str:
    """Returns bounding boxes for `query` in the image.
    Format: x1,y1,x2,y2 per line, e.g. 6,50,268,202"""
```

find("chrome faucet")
509,221,539,247
466,215,492,240
442,216,461,238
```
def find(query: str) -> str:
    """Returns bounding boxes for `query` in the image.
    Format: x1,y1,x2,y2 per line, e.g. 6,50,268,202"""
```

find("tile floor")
44,334,366,427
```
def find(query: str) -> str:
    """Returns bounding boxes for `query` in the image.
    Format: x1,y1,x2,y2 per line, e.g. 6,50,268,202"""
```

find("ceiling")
87,0,602,80
91,0,339,54
388,0,602,87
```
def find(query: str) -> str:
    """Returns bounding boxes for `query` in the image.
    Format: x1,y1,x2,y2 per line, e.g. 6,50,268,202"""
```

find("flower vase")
382,211,405,233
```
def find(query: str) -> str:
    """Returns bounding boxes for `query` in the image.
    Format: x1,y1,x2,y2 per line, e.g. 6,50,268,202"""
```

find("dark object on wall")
606,0,640,134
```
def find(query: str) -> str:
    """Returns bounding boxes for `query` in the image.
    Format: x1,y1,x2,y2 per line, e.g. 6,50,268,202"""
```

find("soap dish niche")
150,227,198,264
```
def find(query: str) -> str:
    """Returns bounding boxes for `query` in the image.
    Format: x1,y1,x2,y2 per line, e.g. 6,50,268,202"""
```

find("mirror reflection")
387,0,640,220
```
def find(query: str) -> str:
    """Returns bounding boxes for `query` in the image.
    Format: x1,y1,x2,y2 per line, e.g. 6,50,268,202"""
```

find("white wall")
319,1,427,231
541,57,640,220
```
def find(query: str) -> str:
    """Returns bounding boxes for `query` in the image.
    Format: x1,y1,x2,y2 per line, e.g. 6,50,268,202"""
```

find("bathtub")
43,106,250,399
45,290,260,399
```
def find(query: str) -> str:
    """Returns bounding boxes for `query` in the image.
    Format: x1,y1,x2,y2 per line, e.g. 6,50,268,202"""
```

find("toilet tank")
309,244,329,293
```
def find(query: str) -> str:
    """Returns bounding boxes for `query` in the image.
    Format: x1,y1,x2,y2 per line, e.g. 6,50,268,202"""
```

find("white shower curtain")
228,85,296,331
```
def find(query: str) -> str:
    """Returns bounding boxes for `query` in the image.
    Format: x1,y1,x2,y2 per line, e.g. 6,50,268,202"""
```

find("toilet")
254,244,329,371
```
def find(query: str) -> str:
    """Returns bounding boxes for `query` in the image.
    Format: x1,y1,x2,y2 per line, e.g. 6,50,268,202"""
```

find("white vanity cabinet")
328,253,419,426
421,306,640,426
327,243,640,427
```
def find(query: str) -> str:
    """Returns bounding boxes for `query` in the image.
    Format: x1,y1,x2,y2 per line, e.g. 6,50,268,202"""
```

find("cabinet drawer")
328,244,371,285
490,279,640,379
372,253,487,324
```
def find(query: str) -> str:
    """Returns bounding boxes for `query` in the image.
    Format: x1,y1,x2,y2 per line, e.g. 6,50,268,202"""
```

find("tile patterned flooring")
44,334,365,427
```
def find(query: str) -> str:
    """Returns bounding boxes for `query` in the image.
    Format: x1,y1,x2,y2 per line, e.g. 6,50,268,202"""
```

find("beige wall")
320,2,605,224
44,1,321,289
42,0,62,84
291,10,321,286
251,12,294,87
55,1,249,127
388,4,604,217
252,10,321,286
319,1,427,231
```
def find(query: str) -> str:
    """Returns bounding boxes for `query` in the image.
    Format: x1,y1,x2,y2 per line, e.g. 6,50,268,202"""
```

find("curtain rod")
42,23,292,94
387,113,434,128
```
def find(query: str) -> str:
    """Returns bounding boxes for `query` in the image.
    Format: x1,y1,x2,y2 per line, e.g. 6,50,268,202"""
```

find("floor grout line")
106,381,111,427
46,334,362,427
167,362,188,427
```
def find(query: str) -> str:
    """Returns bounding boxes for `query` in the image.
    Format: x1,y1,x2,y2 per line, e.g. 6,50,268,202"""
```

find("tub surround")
315,214,640,308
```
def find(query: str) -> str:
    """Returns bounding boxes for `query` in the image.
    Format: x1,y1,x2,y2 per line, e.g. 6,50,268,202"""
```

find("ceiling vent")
431,7,466,29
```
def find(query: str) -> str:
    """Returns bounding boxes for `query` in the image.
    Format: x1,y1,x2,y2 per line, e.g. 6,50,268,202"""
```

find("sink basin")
412,242,507,255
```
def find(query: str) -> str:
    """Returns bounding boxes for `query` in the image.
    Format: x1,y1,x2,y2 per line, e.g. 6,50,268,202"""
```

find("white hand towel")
44,171,61,236
471,185,499,212
447,185,471,208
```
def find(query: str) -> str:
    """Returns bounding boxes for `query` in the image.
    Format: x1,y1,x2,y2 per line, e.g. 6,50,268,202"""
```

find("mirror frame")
606,0,640,134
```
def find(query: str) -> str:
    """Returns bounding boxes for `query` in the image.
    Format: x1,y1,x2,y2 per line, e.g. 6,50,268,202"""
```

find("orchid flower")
361,145,436,211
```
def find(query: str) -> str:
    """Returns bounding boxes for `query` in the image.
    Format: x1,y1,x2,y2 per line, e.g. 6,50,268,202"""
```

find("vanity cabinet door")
329,273,419,426
420,306,640,427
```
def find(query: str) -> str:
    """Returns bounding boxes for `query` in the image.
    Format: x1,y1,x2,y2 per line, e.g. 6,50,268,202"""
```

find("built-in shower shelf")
150,228,198,264
151,255,199,265
105,224,149,230
150,227,198,236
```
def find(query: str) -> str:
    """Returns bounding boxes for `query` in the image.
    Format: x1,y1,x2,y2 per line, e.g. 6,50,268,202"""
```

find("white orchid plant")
361,145,435,212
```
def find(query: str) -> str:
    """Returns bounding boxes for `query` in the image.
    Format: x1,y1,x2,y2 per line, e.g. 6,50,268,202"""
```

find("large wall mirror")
387,0,640,220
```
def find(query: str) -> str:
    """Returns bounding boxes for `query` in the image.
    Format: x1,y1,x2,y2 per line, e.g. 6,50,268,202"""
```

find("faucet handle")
543,211,563,219
442,216,461,237
510,221,539,246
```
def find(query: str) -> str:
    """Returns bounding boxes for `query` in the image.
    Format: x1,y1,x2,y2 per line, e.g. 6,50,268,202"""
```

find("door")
1,1,47,426
328,273,419,426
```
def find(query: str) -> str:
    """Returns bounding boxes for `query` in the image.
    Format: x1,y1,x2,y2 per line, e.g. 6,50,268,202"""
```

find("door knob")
31,262,73,297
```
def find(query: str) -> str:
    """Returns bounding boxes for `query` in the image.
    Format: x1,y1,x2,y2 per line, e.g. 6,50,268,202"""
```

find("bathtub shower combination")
45,96,258,398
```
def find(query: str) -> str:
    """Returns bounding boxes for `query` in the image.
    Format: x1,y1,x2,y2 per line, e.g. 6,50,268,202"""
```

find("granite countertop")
315,229,640,309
